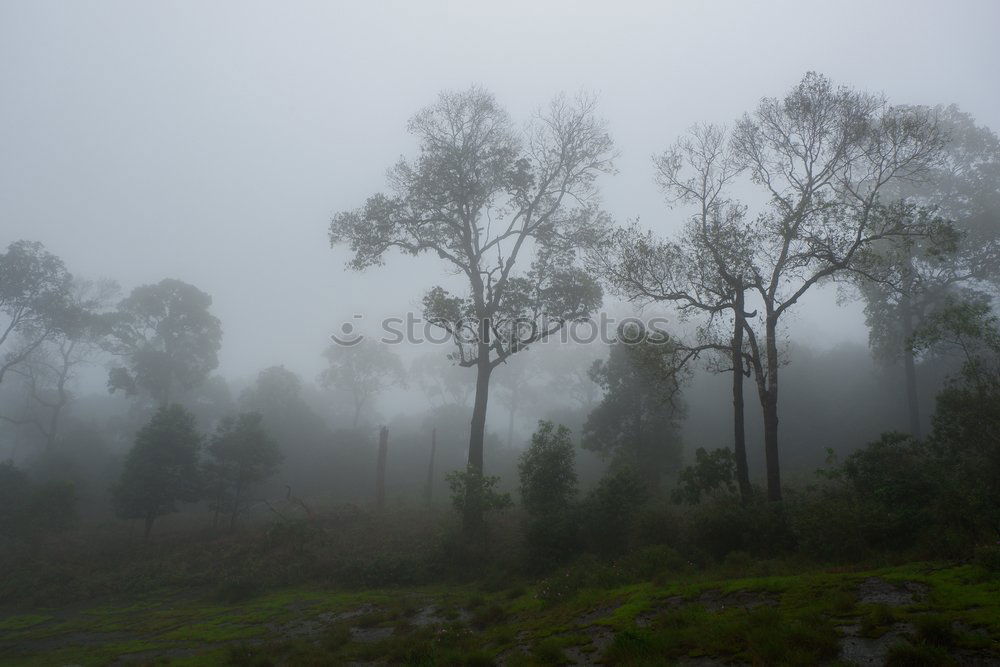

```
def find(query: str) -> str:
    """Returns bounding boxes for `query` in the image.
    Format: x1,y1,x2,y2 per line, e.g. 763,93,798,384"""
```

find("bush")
581,466,648,556
683,497,794,561
518,421,580,570
974,543,1000,572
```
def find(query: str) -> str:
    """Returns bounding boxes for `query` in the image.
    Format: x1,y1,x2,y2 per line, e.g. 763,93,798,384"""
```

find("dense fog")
1,3,999,664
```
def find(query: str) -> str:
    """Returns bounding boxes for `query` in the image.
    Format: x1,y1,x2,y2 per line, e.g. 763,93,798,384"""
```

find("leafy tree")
319,339,406,428
583,324,685,491
518,421,578,568
0,240,75,385
518,421,577,514
672,447,738,505
105,279,222,406
445,468,511,530
330,87,613,529
581,466,648,556
858,106,1000,436
915,298,1000,540
205,412,282,529
112,404,202,539
601,73,945,501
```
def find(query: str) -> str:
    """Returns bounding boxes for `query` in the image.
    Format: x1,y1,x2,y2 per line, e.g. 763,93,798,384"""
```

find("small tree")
583,324,685,491
518,421,577,514
319,339,406,428
205,412,282,529
518,421,578,567
105,279,222,406
112,404,202,539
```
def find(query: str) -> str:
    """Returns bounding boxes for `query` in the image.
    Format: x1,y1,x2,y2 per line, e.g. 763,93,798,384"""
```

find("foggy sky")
3,0,999,385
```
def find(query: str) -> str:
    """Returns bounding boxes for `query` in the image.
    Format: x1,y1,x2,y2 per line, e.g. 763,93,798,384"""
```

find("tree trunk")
465,349,492,532
732,290,752,504
762,314,782,502
424,427,437,505
467,353,491,474
900,291,922,439
375,426,388,511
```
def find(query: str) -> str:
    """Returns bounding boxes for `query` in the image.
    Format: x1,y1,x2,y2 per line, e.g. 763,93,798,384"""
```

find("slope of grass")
1,561,997,665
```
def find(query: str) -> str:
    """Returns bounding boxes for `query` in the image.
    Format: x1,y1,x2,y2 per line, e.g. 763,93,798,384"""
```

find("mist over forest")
2,2,999,665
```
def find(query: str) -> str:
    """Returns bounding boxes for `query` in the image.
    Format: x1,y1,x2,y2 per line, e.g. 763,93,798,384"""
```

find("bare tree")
1,279,117,452
330,87,614,528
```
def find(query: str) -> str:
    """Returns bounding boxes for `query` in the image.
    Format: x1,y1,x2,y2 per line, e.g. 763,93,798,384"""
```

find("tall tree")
319,339,406,428
105,279,223,406
112,404,202,539
0,240,74,385
729,73,944,499
857,106,1000,437
330,87,613,528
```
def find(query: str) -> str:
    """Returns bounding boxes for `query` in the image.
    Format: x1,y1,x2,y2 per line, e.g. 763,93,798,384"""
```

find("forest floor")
1,561,998,666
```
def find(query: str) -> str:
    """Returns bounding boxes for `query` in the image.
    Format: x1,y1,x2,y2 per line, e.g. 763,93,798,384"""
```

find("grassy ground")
1,561,998,666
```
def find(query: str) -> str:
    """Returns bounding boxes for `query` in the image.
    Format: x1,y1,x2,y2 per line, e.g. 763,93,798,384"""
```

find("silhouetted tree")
112,404,202,539
105,279,222,406
205,412,282,529
330,87,613,530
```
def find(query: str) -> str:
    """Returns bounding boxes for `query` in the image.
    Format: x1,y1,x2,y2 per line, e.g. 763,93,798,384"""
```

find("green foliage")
0,461,76,540
672,447,737,505
581,466,648,556
917,297,1000,541
445,468,511,523
112,404,202,537
684,496,795,561
517,422,582,570
583,324,685,490
973,544,1000,572
205,411,283,528
105,278,222,404
518,421,577,515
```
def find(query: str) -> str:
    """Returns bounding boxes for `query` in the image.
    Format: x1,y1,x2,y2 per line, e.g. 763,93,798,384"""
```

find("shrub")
581,466,648,556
